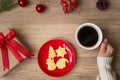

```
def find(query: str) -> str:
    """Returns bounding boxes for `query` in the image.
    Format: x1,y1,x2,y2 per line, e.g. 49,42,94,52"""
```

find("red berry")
18,0,28,7
36,4,46,13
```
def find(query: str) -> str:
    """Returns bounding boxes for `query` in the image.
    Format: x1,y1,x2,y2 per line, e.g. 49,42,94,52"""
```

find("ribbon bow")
0,29,34,70
61,0,78,13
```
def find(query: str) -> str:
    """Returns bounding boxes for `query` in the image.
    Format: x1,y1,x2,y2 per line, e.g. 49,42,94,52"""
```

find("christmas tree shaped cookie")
48,46,56,59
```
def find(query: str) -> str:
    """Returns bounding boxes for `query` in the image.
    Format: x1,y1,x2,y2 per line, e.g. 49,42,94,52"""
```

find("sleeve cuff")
97,57,117,80
97,57,113,66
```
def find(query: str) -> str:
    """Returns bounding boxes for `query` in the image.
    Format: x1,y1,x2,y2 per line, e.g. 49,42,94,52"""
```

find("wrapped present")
61,0,78,13
0,29,34,77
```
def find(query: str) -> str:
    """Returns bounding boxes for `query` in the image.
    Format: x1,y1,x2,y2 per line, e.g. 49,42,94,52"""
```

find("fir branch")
0,0,17,12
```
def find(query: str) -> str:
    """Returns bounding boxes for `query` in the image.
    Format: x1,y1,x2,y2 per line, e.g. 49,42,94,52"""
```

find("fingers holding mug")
98,39,114,57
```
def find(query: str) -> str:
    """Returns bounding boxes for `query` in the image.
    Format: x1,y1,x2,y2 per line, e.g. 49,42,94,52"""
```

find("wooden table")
0,0,120,80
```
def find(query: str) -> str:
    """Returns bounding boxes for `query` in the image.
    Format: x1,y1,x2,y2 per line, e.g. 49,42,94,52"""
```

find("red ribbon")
0,29,34,70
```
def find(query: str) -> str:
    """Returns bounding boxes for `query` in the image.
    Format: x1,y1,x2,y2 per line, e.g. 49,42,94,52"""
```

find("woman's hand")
98,39,114,57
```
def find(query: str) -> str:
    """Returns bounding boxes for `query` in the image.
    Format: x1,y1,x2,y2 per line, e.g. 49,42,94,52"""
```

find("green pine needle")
0,0,17,12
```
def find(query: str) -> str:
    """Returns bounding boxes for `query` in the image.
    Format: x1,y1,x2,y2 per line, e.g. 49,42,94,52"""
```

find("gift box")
61,0,78,13
0,28,33,77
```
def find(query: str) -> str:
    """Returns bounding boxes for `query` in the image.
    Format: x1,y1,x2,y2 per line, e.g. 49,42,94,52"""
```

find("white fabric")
96,57,117,80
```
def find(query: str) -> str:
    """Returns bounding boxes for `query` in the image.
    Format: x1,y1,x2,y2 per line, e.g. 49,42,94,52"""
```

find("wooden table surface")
0,0,120,80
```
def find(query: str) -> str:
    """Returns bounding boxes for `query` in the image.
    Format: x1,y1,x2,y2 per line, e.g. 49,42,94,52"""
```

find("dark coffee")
77,26,98,47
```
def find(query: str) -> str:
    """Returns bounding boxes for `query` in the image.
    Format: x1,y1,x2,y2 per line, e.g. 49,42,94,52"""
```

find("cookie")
46,58,56,71
56,58,69,69
55,46,67,57
48,46,56,59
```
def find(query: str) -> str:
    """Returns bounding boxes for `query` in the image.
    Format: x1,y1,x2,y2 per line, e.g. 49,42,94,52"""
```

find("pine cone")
96,0,109,10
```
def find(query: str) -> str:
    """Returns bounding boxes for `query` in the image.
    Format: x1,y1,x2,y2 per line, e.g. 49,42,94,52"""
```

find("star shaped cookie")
55,46,67,57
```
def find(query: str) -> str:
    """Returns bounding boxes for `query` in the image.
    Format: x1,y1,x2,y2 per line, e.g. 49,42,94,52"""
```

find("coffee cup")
75,23,103,50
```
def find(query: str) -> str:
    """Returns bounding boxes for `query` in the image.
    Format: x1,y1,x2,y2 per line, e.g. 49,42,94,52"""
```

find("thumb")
99,39,108,53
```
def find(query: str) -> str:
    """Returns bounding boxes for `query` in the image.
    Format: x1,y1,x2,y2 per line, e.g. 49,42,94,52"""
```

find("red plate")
37,39,76,77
